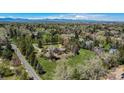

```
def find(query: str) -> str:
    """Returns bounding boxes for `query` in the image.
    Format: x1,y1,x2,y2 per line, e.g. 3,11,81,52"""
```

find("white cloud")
0,16,6,18
0,16,27,19
0,14,109,20
40,14,109,21
8,16,24,19
75,15,88,19
0,14,120,21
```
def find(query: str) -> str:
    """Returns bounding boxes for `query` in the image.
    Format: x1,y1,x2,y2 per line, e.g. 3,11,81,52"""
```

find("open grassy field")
39,49,96,80
67,49,96,66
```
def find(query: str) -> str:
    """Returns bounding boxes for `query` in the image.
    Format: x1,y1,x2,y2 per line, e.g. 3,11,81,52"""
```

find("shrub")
53,62,73,80
53,57,107,80
71,58,107,80
0,65,14,78
101,52,119,69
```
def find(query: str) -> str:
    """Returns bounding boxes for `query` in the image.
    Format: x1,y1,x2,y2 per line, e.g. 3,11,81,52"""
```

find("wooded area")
0,22,124,80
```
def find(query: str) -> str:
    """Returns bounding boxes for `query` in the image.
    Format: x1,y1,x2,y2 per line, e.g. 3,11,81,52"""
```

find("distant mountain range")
0,17,122,23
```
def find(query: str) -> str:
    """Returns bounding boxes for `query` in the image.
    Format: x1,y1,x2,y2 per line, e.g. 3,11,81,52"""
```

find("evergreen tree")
38,39,43,48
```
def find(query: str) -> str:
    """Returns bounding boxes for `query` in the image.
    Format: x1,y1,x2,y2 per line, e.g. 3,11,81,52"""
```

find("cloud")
75,15,88,19
0,14,107,21
0,16,27,19
41,14,108,21
0,16,6,18
27,14,95,20
0,13,120,21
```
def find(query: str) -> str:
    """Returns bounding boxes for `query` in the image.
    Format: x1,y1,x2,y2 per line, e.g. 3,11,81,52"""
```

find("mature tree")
118,45,124,64
67,58,107,80
0,65,14,78
38,39,43,48
36,63,45,75
72,44,80,55
106,36,112,44
20,71,29,80
26,43,34,59
43,32,52,43
2,48,13,60
34,59,38,69
101,52,119,69
19,38,27,55
2,42,13,60
29,52,36,66
0,46,2,56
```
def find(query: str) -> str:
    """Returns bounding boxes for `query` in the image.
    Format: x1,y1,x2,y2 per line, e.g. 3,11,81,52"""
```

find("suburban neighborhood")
0,13,124,80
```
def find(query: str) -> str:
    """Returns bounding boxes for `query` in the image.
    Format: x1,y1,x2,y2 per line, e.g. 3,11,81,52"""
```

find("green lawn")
38,58,57,80
38,49,96,80
67,49,96,66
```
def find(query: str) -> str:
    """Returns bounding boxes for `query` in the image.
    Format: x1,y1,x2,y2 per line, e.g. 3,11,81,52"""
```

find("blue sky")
0,13,124,21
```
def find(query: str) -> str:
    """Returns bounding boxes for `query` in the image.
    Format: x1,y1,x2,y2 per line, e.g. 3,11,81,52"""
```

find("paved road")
11,44,41,80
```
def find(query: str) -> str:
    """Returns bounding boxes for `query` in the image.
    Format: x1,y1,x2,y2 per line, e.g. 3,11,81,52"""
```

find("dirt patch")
105,65,124,80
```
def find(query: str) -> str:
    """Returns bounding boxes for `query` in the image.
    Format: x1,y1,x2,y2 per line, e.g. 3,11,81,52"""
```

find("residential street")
11,44,41,80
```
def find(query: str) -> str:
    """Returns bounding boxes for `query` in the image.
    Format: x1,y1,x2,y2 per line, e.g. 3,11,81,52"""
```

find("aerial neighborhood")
0,14,124,80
